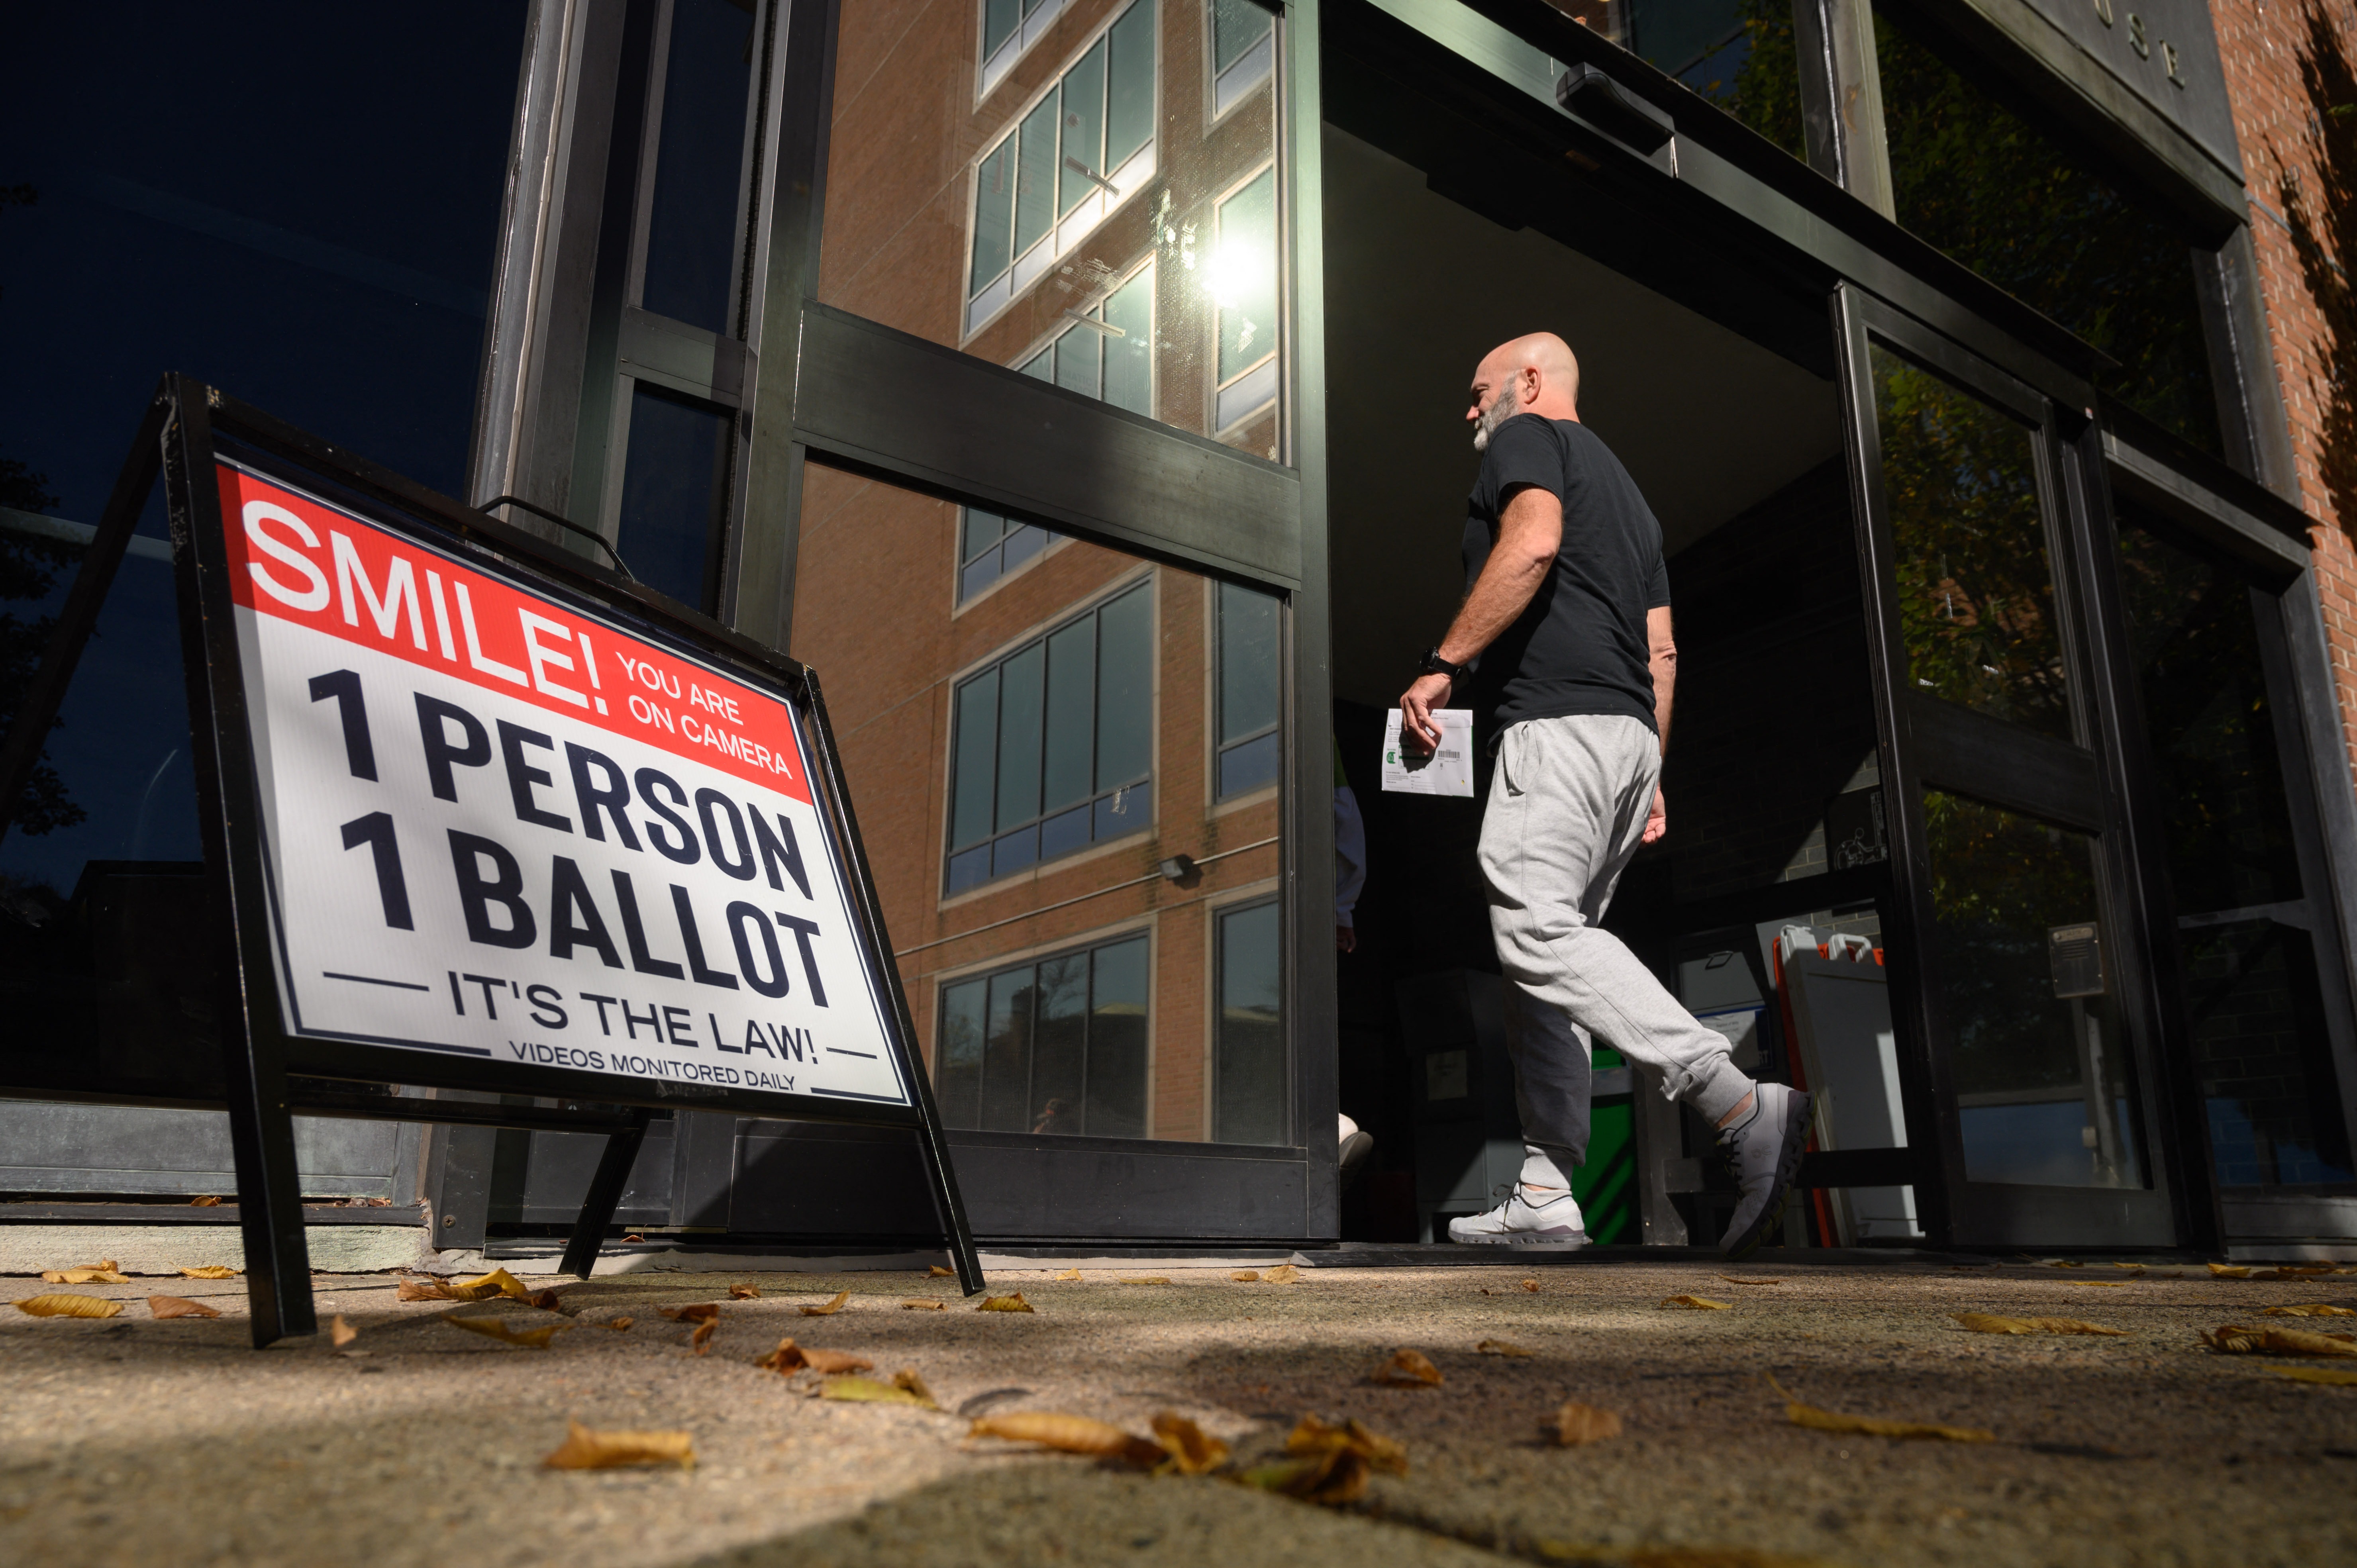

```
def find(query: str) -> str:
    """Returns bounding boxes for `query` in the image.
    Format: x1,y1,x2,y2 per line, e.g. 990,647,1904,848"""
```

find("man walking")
1398,332,1810,1259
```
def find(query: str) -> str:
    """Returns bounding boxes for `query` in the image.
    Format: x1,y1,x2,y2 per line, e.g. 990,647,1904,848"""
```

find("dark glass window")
640,0,757,335
1214,899,1284,1144
957,508,1057,603
1873,8,2222,453
1872,345,2071,740
2115,508,2351,1188
945,582,1153,893
1211,0,1277,114
1216,582,1280,797
614,384,732,610
1016,266,1156,419
1623,0,1804,159
1,2,527,942
935,933,1149,1135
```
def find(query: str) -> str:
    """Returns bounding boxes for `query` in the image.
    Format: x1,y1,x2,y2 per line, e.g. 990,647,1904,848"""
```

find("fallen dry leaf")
970,1411,1161,1466
1237,1415,1408,1505
728,1284,761,1300
1231,1270,1261,1283
2270,1364,2357,1386
42,1260,131,1285
442,1311,571,1349
2254,1266,2339,1280
1521,1278,1541,1293
147,1295,220,1320
902,1299,946,1311
178,1266,237,1280
14,1294,122,1319
447,1266,531,1302
2202,1324,2357,1357
2209,1263,2253,1279
894,1369,940,1408
821,1375,937,1407
1953,1313,2126,1337
977,1293,1035,1313
660,1302,722,1323
1116,1276,1172,1285
189,1195,224,1207
2066,1280,2130,1288
1371,1348,1444,1387
2112,1262,2149,1272
1660,1295,1733,1311
800,1291,851,1317
2045,1259,2085,1269
1768,1376,1991,1443
1551,1401,1624,1446
1055,1268,1082,1282
542,1419,695,1470
1719,1276,1783,1286
1151,1412,1229,1474
757,1338,873,1375
397,1279,460,1302
526,1289,571,1313
608,1317,634,1331
691,1318,718,1356
329,1315,357,1347
1263,1264,1299,1284
2263,1304,2357,1317
928,1266,955,1278
1477,1339,1533,1358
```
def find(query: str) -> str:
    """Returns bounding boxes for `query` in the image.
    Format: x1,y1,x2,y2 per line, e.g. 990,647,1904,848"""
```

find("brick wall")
2213,0,2357,769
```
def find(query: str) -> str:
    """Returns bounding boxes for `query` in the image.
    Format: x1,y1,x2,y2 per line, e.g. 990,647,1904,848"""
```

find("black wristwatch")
1419,647,1471,680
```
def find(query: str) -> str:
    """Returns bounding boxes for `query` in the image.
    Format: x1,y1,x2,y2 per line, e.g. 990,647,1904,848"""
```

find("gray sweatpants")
1480,714,1754,1181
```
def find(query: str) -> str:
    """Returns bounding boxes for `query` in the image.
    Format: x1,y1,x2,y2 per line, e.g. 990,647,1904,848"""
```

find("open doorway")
1321,123,1910,1249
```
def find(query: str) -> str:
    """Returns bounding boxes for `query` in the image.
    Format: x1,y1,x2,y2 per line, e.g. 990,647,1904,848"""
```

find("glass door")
1836,286,2178,1247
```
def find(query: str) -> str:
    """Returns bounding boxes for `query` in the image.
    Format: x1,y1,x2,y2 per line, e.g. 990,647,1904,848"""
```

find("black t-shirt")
1460,414,1669,735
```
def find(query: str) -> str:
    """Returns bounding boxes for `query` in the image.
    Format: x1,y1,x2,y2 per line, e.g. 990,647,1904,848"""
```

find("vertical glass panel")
820,0,1281,453
984,0,1021,58
615,384,730,611
1102,268,1155,416
1213,0,1272,73
982,967,1036,1131
1874,8,2220,453
1623,0,1804,159
640,0,756,334
937,978,988,1127
792,468,1282,1143
1058,38,1109,217
1872,344,2070,739
971,141,1017,293
1106,1,1158,166
2115,509,2350,1190
1043,619,1096,811
1214,167,1277,385
1215,900,1285,1144
1924,790,2147,1188
1014,91,1062,260
1031,953,1090,1132
962,508,1008,568
950,669,999,850
1218,583,1280,744
1095,584,1153,786
994,643,1047,833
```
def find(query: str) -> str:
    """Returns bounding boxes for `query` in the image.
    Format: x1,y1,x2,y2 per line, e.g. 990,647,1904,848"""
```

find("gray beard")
1472,390,1519,453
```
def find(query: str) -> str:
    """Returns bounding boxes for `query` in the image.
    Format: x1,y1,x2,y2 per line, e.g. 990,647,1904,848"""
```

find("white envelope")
1381,708,1475,797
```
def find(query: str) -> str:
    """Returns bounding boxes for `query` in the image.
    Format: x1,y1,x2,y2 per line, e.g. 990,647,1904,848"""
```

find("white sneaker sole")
1448,1228,1590,1249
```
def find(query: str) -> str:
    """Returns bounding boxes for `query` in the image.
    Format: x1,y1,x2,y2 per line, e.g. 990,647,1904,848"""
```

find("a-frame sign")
0,377,982,1343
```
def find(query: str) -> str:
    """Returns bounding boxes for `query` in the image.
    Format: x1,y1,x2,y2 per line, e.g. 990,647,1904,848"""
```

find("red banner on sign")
216,465,810,805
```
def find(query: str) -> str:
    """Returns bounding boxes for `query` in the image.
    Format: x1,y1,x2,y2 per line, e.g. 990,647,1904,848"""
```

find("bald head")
1468,333,1580,451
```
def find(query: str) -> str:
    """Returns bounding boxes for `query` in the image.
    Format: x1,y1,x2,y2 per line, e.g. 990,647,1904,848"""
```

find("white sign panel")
1380,708,1475,797
215,461,908,1107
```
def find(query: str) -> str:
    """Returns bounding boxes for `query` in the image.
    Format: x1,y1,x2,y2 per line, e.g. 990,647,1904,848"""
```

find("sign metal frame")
2,377,981,1343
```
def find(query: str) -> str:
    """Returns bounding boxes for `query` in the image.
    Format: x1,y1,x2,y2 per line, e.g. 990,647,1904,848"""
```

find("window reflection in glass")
1873,8,2221,453
614,384,731,611
1214,899,1284,1143
1618,0,1804,158
1872,345,2071,739
791,467,1282,1144
823,0,1282,456
1216,581,1280,797
1924,790,2145,1188
640,0,757,335
2114,511,2352,1189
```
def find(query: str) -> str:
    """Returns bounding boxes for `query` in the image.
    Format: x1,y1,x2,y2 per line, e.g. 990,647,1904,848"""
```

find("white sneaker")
1447,1184,1589,1248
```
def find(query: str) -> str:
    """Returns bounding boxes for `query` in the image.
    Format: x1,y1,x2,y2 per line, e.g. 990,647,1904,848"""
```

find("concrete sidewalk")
3,1254,2354,1566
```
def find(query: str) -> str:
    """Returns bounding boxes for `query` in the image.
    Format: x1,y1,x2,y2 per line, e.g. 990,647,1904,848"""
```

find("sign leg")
560,1108,652,1279
224,1054,316,1348
919,1123,986,1294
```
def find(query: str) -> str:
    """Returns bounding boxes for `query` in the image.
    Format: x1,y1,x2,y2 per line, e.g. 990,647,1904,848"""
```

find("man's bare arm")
1400,486,1560,747
1642,604,1675,844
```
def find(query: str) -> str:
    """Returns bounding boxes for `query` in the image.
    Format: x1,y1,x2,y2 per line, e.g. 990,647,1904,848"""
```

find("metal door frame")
1835,282,2181,1247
